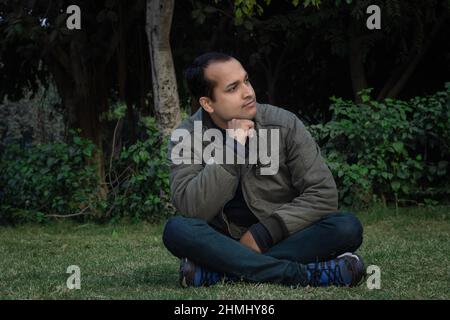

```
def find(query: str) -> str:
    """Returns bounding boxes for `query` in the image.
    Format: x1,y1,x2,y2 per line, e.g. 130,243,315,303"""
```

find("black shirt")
204,110,274,251
224,182,258,227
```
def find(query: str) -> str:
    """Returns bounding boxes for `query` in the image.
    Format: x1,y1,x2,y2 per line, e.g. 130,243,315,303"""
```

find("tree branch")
45,206,91,218
378,9,448,100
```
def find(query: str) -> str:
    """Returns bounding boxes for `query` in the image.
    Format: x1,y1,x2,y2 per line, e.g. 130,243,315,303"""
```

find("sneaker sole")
179,258,190,288
337,252,366,287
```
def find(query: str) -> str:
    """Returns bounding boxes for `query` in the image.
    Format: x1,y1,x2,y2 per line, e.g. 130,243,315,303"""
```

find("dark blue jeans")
162,212,363,286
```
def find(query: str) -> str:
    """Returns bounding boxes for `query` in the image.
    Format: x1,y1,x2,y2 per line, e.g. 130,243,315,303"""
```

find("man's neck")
208,113,228,130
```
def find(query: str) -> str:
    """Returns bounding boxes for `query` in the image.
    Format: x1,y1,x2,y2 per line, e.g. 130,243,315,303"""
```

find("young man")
163,52,366,288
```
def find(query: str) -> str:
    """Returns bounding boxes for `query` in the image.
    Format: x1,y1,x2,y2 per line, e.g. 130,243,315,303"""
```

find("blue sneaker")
305,252,366,287
179,258,223,288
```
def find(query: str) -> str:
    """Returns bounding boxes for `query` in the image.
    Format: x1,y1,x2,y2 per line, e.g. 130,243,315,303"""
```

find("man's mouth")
243,99,256,108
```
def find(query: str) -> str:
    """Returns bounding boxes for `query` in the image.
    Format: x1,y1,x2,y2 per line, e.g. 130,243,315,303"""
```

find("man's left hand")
240,230,261,253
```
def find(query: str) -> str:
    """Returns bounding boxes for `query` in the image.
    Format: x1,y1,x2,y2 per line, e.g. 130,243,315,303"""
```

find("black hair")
184,52,235,105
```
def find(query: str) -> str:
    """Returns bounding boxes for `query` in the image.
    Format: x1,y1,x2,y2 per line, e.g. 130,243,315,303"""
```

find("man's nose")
242,82,253,99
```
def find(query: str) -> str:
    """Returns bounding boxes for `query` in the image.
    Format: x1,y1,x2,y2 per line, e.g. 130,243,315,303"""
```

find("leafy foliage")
104,116,174,223
0,130,101,223
0,117,175,224
309,83,450,208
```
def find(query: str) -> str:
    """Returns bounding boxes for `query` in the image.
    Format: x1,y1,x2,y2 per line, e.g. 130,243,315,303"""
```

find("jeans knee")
334,212,363,247
162,215,208,255
162,216,186,250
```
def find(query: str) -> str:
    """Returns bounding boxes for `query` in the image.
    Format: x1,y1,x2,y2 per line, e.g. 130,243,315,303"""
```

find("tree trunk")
146,0,181,137
259,46,288,105
377,11,448,100
348,23,368,103
45,47,109,205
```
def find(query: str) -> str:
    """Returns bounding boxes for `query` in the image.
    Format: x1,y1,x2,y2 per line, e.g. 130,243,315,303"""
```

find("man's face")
202,58,257,127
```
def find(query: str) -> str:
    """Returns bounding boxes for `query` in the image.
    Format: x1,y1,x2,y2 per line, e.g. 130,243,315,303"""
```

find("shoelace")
199,268,221,286
307,259,347,286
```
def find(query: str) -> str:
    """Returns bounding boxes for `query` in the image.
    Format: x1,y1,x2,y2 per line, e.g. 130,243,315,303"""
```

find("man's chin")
235,114,255,121
239,106,257,120
243,109,257,120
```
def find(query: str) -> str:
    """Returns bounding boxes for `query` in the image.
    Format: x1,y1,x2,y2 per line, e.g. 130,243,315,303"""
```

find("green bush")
104,116,174,223
309,83,450,208
2,85,448,223
0,116,174,224
0,130,101,223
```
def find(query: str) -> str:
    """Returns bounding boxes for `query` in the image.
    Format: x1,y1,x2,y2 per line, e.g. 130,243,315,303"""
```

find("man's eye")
228,86,237,92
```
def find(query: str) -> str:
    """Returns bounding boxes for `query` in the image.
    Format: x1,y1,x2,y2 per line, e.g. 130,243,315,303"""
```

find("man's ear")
199,97,214,114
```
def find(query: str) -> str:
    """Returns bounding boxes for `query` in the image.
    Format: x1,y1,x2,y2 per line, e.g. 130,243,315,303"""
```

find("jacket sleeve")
167,130,240,221
270,116,338,242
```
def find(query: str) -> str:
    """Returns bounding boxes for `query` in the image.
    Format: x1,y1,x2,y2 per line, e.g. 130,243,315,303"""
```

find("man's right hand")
227,119,255,145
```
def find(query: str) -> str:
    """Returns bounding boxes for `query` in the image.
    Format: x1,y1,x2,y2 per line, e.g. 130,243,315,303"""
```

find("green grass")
0,204,449,299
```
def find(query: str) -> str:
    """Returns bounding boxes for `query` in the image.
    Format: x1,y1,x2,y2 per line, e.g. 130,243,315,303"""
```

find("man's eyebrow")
225,73,248,90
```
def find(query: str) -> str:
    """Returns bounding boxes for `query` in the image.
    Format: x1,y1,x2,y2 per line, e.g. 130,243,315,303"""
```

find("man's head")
185,52,257,129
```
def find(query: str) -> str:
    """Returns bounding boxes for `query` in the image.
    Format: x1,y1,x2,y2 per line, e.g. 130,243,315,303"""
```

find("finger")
238,119,254,129
248,128,255,138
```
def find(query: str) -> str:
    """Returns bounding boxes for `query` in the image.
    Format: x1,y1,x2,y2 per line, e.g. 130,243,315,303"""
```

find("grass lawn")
0,204,449,300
